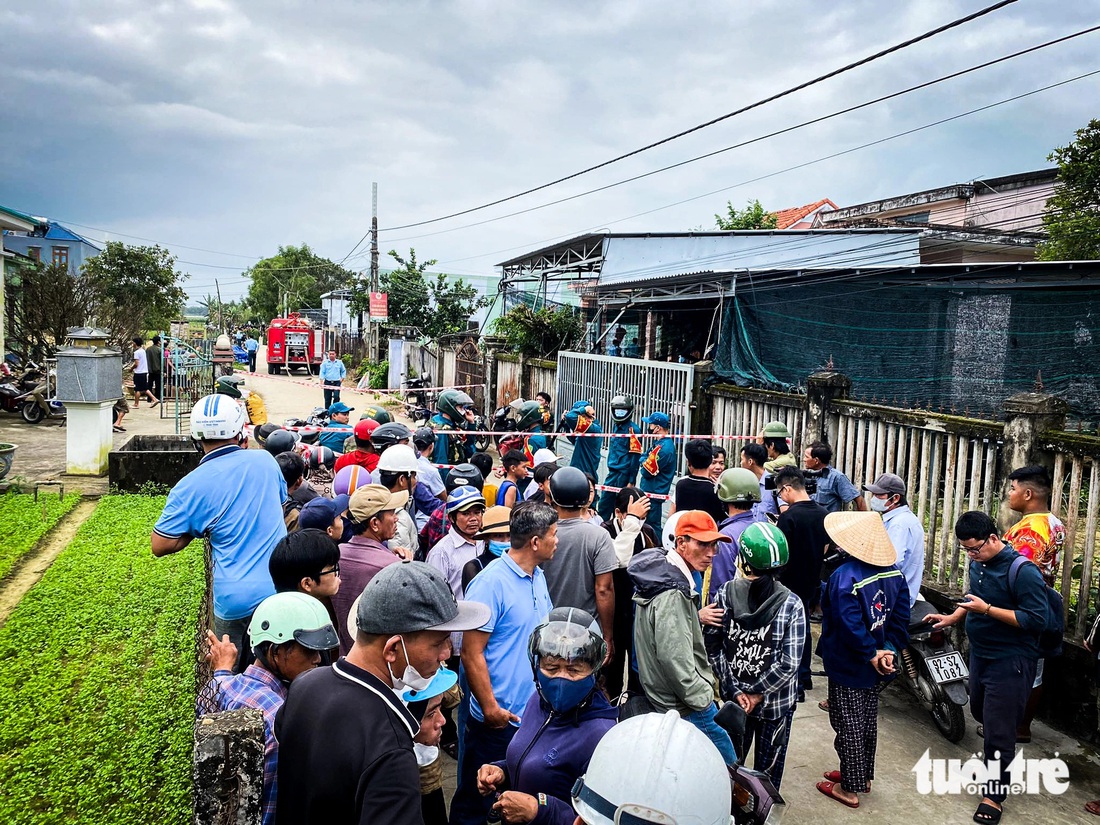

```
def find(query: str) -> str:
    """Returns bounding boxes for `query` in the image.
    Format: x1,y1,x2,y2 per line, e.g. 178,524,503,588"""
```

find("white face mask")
387,636,433,693
869,496,890,513
413,743,439,767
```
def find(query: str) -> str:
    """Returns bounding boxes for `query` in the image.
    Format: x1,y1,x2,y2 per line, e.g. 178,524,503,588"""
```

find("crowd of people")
152,384,1078,825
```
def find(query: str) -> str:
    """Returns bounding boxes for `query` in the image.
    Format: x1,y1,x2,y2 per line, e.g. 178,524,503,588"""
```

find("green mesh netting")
713,282,1100,419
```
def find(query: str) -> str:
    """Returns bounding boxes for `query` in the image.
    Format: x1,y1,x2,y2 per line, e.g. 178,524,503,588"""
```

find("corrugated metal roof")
597,229,921,287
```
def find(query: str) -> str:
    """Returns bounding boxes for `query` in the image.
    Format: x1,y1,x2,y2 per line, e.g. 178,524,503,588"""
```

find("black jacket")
275,659,422,825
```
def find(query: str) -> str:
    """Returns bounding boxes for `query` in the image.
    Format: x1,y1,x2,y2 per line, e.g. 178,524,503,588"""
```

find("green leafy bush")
357,358,389,389
491,305,584,358
0,493,80,582
0,496,203,824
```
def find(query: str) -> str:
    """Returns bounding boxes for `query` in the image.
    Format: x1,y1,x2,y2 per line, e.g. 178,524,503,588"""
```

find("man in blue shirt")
319,401,354,453
319,350,346,408
638,412,676,535
152,393,287,671
453,501,557,825
864,472,924,606
928,511,1048,825
804,441,866,513
244,334,259,373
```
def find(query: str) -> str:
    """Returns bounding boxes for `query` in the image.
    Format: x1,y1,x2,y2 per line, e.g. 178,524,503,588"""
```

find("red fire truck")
265,313,323,375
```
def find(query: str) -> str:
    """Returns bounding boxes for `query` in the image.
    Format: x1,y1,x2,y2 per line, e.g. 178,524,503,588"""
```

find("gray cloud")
1,0,1096,299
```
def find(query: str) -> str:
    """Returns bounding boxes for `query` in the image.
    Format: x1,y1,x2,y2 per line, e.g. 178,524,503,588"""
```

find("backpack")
1007,554,1065,658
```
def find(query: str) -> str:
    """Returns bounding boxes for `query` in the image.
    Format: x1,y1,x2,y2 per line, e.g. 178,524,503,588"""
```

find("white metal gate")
556,352,695,476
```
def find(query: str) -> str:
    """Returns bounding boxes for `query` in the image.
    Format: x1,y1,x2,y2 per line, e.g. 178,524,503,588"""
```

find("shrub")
0,496,203,824
0,493,80,582
491,305,584,358
356,358,389,389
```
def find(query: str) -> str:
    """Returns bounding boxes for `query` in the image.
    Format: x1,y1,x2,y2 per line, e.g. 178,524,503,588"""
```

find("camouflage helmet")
515,400,543,430
716,468,761,504
438,389,475,422
738,522,789,572
360,404,392,425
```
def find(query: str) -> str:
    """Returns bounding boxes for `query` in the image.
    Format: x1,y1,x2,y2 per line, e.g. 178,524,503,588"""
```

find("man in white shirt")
864,472,925,606
131,337,159,407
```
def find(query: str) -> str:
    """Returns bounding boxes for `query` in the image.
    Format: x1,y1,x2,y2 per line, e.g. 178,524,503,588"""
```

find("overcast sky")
2,0,1097,302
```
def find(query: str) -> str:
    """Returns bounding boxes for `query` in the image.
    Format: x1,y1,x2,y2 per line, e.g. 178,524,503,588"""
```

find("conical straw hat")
824,511,897,567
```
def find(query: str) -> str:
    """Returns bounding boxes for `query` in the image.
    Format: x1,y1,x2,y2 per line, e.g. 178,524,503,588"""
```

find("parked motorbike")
21,378,67,425
401,375,434,427
0,361,44,414
284,407,328,444
897,597,969,742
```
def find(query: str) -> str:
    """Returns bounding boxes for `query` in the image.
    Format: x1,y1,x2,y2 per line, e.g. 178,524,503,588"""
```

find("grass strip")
0,493,81,582
0,495,203,824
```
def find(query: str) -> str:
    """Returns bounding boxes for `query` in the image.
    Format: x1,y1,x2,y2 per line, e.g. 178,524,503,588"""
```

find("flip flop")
818,699,830,711
974,801,1002,824
823,771,870,792
1086,800,1100,816
816,780,859,809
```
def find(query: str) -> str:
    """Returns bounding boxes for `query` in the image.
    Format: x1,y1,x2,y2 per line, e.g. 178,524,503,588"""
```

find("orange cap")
674,510,732,543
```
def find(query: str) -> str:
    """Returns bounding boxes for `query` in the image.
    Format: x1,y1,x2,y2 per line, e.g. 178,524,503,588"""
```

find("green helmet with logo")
438,389,475,422
248,592,339,652
738,522,789,573
515,400,543,430
360,404,392,425
717,468,761,504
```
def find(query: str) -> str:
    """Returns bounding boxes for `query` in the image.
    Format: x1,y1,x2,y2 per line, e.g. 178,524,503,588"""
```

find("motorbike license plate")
926,651,969,684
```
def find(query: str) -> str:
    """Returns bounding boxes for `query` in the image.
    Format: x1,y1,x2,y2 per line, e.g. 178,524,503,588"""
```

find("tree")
1038,119,1100,261
352,248,487,339
491,304,584,358
81,242,187,349
715,199,778,230
245,244,355,320
6,260,96,361
199,294,251,332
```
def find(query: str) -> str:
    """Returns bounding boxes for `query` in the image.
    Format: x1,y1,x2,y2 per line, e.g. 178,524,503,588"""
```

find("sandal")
816,780,859,809
974,801,1002,824
818,699,830,712
823,771,870,792
1086,800,1100,816
113,425,126,433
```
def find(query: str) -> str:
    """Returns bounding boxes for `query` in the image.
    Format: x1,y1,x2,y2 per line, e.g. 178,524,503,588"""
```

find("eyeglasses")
317,564,341,578
957,537,989,554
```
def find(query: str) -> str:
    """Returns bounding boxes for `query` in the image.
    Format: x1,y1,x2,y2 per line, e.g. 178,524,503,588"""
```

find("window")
52,246,69,267
27,246,41,261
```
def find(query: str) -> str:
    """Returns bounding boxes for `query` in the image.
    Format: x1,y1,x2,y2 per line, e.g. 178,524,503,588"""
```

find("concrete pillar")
644,310,656,360
997,392,1068,531
193,708,265,825
804,371,852,448
66,400,116,476
690,362,714,436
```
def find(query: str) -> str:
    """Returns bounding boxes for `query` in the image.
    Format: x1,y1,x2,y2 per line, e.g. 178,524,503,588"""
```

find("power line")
441,67,1095,271
370,0,1020,237
383,25,1099,246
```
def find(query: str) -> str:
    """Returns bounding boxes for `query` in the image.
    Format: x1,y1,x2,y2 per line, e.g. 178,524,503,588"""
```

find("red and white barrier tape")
242,369,481,396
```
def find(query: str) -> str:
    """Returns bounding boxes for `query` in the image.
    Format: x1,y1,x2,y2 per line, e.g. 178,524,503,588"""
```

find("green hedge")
0,493,80,582
0,496,203,824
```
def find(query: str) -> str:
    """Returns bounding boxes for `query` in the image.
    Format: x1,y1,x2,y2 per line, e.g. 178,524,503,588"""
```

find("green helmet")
515,400,543,430
248,592,339,652
438,389,475,422
738,522,789,572
762,421,791,438
717,468,761,504
360,404,392,425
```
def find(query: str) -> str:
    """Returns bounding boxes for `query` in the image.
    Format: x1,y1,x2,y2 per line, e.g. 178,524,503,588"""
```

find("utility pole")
369,182,379,362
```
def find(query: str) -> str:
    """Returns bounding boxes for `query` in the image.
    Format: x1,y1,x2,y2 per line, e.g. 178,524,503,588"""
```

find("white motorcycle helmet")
662,510,687,553
572,709,732,825
376,443,420,474
190,393,246,441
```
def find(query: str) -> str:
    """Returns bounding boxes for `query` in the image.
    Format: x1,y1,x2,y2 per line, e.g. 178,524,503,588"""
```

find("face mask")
488,540,509,557
869,496,889,513
388,637,433,694
413,743,439,767
537,671,596,713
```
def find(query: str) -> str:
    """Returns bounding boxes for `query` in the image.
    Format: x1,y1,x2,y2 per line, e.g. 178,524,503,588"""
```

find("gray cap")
863,472,906,496
354,560,490,636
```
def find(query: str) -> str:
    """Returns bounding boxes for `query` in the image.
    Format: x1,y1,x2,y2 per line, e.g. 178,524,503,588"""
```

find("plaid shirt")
213,665,288,825
417,504,449,560
704,585,806,720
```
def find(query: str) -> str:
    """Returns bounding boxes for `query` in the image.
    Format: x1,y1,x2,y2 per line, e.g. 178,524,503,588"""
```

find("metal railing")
556,351,695,475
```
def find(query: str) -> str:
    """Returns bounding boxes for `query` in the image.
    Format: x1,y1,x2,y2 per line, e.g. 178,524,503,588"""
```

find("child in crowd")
496,450,530,508
296,495,351,544
267,528,343,662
